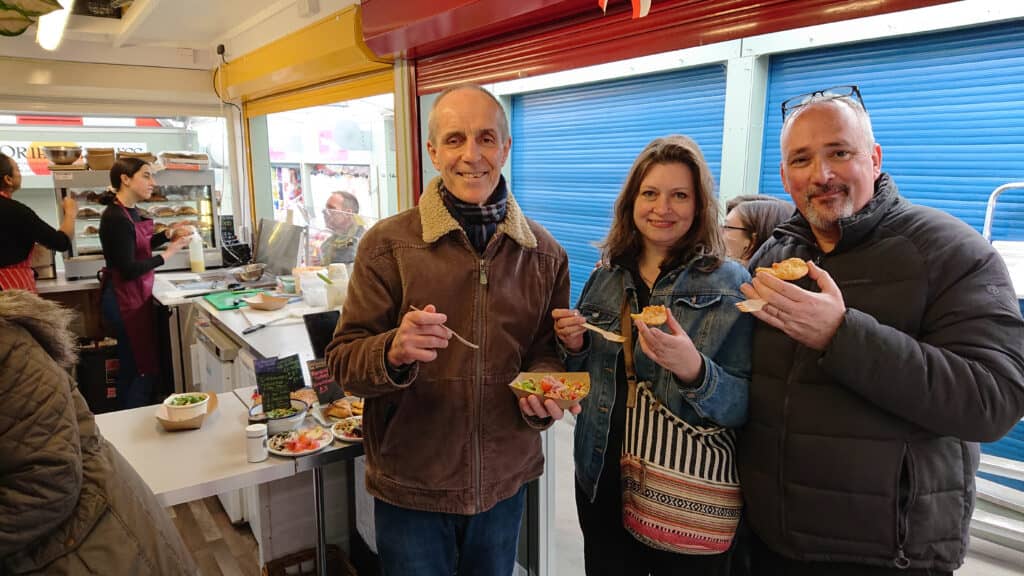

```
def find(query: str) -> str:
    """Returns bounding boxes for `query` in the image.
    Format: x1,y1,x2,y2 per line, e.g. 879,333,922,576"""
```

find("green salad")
266,407,299,419
169,393,207,406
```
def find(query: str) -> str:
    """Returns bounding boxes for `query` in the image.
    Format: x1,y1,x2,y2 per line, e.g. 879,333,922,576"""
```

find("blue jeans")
374,485,527,576
101,285,154,409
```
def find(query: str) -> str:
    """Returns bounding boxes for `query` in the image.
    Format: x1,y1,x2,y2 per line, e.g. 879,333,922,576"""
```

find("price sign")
307,358,344,405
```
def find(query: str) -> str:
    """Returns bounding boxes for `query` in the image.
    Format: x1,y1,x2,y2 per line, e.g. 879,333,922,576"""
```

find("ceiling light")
36,0,76,51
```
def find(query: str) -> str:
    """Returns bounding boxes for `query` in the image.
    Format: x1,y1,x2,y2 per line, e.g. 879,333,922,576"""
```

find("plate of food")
509,372,591,409
322,396,364,421
267,426,333,457
331,416,363,443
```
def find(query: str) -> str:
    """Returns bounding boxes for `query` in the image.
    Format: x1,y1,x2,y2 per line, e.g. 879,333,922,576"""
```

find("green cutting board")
203,289,265,310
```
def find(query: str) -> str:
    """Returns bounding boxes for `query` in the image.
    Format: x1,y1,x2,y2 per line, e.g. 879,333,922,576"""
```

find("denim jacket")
567,257,753,502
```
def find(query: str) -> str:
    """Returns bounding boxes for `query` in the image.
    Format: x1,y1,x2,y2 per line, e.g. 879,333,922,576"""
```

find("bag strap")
621,294,639,409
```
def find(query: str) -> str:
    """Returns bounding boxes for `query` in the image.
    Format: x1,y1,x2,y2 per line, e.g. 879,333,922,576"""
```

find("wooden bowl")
508,372,591,409
243,292,288,311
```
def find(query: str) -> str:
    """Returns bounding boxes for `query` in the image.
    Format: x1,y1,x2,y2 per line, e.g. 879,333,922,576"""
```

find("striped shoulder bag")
619,298,742,555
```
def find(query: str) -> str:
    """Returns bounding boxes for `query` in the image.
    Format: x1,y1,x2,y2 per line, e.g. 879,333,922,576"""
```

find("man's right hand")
552,308,585,353
387,303,451,367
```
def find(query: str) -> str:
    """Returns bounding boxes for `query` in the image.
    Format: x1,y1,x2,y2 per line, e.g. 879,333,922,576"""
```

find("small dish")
331,416,363,443
155,392,218,431
161,392,210,421
243,292,288,311
509,372,591,409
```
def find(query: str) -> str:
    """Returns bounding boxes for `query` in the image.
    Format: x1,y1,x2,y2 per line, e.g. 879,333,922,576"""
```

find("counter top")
36,271,101,294
196,298,322,361
95,391,295,507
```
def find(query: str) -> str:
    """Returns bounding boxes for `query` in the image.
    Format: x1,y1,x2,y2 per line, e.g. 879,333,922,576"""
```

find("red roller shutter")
414,0,954,94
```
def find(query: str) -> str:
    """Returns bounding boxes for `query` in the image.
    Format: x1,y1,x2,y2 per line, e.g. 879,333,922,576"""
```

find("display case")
53,169,223,279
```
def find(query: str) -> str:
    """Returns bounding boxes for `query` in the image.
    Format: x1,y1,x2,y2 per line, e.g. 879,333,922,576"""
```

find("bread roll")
630,305,668,326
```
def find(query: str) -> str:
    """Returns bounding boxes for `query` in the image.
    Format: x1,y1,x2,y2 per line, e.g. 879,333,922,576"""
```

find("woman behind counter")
0,152,77,292
552,135,752,575
99,158,190,408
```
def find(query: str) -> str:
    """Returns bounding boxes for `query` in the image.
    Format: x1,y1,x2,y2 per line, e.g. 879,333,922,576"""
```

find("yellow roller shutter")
218,5,393,117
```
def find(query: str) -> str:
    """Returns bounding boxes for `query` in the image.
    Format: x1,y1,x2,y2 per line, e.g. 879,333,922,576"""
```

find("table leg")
314,466,327,576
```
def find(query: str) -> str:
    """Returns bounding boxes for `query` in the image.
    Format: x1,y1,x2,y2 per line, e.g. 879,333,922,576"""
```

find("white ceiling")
0,0,358,70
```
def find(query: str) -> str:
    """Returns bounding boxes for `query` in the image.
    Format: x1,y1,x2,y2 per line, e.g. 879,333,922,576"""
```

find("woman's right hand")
552,308,586,353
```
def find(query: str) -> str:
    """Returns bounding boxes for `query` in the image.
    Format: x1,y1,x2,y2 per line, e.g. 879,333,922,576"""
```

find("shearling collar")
0,290,78,368
419,177,537,249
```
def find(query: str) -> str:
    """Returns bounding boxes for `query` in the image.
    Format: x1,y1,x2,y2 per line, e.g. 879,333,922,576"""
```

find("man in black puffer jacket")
737,86,1024,574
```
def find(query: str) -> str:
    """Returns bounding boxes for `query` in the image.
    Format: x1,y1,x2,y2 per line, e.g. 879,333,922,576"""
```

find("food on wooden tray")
77,207,101,218
153,206,178,217
755,257,809,281
154,223,168,235
149,192,167,202
82,225,99,235
175,205,199,216
630,304,668,326
509,373,591,409
85,191,103,203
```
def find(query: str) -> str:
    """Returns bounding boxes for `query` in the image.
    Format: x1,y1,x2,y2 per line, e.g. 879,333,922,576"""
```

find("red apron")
0,190,37,292
102,203,159,375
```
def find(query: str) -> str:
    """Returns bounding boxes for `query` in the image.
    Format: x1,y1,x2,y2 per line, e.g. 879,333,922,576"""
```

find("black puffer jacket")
739,174,1024,571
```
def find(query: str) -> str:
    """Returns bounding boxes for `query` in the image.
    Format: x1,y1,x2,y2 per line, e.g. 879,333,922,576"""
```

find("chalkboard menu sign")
255,354,305,412
307,358,344,405
279,355,304,392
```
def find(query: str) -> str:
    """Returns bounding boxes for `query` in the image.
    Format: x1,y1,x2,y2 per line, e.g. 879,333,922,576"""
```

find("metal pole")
314,466,328,576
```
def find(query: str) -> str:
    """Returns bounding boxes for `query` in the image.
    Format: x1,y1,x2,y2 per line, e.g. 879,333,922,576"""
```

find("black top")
0,196,71,267
99,204,167,281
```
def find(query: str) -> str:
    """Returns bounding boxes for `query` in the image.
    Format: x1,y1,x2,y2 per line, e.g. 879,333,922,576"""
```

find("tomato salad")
515,374,587,402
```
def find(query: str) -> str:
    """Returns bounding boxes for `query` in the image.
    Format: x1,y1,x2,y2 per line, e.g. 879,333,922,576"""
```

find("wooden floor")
168,496,262,576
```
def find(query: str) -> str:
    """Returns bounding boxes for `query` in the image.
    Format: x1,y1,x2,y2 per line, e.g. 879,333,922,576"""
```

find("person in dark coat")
737,85,1024,574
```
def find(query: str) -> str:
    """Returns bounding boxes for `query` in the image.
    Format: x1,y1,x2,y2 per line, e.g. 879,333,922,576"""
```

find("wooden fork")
735,299,766,313
582,322,626,343
408,305,480,349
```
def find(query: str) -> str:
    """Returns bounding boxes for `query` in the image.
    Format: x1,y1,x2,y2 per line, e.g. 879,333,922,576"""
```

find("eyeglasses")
721,224,750,234
322,208,355,218
781,85,865,121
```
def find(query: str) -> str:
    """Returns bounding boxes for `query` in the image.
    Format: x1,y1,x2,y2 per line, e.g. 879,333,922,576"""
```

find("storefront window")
249,93,396,266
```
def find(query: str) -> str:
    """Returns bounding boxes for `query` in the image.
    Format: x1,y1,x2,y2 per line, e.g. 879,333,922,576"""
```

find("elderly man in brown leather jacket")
326,84,576,576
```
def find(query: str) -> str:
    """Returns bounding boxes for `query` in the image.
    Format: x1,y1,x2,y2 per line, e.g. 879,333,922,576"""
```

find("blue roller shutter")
511,66,727,305
760,20,1024,241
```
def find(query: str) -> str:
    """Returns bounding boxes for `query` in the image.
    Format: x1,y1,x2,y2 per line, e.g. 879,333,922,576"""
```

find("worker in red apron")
0,152,78,292
99,158,190,408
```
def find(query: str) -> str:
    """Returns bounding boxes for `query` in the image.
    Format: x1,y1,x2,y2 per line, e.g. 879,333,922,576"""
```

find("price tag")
307,358,344,405
54,172,73,182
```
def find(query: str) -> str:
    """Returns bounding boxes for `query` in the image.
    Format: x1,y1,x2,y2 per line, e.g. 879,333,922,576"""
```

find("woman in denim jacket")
553,135,752,576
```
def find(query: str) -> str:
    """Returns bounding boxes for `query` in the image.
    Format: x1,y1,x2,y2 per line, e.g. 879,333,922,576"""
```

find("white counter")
36,271,101,294
94,392,295,507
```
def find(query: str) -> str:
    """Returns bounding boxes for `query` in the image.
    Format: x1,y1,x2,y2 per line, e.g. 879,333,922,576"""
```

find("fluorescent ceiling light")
37,0,76,52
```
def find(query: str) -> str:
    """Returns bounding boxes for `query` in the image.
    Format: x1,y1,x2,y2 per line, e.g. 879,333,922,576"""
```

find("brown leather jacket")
327,177,570,515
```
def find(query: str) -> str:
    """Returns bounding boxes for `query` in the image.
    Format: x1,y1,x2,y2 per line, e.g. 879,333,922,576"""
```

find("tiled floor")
549,419,1024,576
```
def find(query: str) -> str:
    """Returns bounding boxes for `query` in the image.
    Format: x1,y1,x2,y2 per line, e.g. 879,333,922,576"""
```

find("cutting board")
203,289,265,310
